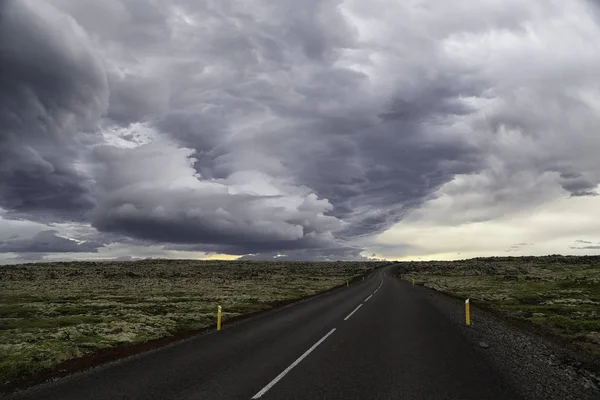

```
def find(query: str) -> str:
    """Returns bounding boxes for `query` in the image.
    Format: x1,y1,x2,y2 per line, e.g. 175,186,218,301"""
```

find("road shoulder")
408,282,599,400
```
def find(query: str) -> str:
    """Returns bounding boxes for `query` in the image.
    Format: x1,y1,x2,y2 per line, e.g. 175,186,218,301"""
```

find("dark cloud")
106,72,169,125
1,0,600,260
505,242,531,253
134,0,484,244
570,239,600,250
88,142,343,254
0,230,102,253
559,172,598,197
47,0,171,51
0,0,107,219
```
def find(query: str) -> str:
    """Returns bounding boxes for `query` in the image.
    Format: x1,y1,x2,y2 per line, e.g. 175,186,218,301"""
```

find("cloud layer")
1,0,600,262
0,0,107,219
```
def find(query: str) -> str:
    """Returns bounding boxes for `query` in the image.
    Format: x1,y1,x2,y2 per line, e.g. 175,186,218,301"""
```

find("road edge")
395,278,600,399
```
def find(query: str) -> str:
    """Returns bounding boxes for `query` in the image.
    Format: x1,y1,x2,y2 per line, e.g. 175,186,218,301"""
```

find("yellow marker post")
217,305,222,331
412,278,415,286
465,299,471,326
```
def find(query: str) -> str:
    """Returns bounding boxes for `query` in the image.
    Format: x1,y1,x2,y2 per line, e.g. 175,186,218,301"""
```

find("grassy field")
395,256,600,357
0,260,386,385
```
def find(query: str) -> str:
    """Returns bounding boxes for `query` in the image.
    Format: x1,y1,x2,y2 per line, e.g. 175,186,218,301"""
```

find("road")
8,265,521,400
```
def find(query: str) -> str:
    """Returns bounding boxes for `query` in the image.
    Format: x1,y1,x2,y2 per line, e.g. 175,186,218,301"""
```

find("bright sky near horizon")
1,0,600,263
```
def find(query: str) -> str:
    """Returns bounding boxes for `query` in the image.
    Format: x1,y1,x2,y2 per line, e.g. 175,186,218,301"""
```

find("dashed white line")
251,328,337,399
370,276,384,296
251,272,389,398
344,304,363,321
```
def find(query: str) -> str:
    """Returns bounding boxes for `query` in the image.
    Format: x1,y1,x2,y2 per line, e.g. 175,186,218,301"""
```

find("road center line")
364,294,373,302
344,304,363,321
251,328,337,399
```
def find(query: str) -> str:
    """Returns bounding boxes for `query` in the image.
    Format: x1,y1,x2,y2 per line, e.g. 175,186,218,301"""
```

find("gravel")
417,285,600,400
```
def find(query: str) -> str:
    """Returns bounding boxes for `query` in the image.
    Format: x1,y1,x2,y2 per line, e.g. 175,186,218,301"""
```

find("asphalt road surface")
8,265,521,400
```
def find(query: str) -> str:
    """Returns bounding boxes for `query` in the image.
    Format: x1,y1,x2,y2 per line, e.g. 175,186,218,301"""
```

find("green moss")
0,315,107,330
531,314,600,334
0,260,384,384
0,305,39,318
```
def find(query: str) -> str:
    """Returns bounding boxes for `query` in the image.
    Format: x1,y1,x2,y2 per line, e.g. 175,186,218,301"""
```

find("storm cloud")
1,0,600,261
0,230,102,253
0,0,108,219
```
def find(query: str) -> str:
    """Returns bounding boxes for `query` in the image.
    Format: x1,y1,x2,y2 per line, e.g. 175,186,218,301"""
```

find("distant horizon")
3,252,600,266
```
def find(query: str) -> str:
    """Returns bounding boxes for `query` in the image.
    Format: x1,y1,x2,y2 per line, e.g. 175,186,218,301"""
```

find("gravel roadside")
415,284,600,400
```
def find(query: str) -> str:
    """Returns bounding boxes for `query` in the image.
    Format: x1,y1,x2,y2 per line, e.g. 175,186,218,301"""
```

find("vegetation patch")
0,259,385,384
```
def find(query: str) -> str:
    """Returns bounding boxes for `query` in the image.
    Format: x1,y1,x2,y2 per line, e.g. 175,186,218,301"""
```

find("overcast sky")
1,0,600,264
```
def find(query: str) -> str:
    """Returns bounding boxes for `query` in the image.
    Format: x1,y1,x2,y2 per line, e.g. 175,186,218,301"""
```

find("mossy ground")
396,256,600,357
0,260,385,384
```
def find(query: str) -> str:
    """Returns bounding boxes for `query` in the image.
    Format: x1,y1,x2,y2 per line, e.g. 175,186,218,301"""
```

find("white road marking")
373,276,384,293
364,294,373,302
251,328,337,399
344,304,363,321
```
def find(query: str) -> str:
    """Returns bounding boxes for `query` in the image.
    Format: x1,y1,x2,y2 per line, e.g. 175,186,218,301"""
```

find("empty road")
8,265,521,399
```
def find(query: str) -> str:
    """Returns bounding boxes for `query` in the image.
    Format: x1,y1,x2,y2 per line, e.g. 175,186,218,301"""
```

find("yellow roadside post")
465,299,471,326
217,305,222,331
412,278,415,286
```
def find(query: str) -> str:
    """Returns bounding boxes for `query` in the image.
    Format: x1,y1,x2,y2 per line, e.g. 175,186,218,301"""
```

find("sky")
1,0,600,264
